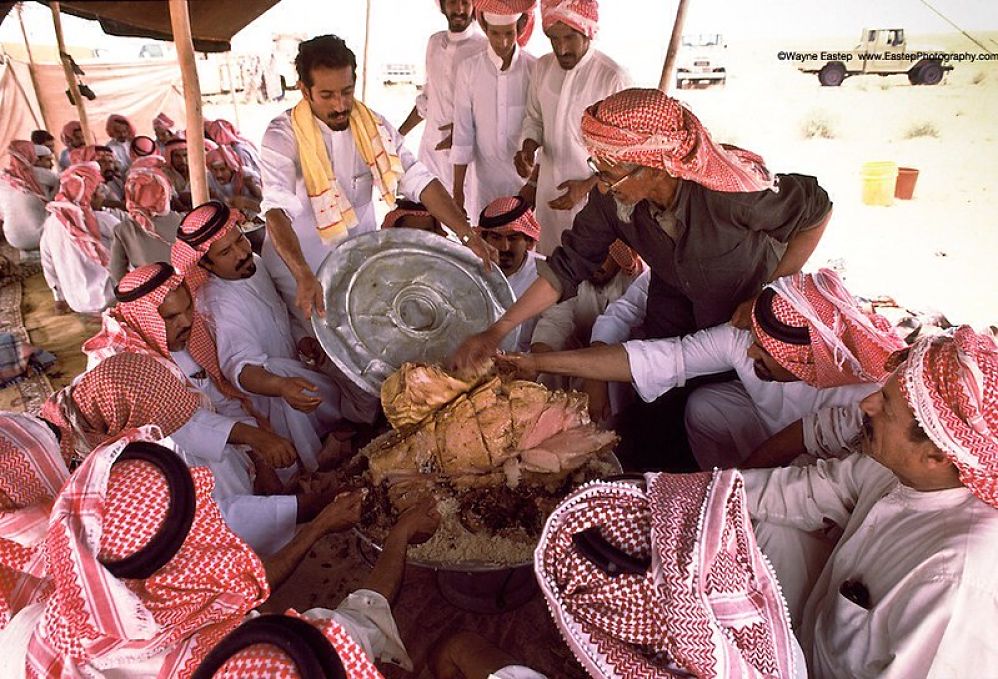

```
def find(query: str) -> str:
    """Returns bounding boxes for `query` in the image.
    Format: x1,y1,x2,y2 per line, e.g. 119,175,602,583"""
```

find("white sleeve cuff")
623,338,684,402
449,144,474,166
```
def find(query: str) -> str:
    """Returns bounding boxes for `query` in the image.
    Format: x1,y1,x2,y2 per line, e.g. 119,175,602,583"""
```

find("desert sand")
205,30,997,329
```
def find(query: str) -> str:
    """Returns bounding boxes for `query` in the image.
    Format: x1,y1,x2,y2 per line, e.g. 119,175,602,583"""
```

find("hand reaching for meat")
494,352,538,381
391,497,441,545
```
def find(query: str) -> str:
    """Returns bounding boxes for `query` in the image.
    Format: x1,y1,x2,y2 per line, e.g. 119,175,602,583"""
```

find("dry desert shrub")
972,70,987,85
801,110,837,139
904,121,940,139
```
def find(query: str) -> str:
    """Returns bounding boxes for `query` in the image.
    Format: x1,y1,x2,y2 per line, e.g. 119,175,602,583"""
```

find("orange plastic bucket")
895,167,919,200
860,162,898,206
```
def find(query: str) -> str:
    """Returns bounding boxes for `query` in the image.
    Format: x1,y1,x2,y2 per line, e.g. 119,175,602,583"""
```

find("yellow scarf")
291,98,403,245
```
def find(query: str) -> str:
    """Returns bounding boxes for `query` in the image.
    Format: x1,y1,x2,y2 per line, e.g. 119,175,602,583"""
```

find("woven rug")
0,268,53,414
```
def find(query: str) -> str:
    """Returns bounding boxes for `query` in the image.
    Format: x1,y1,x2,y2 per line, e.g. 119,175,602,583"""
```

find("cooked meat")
435,395,492,474
381,363,484,429
519,424,619,473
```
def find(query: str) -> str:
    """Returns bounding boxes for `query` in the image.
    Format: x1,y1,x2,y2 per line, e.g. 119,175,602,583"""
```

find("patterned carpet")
0,245,52,413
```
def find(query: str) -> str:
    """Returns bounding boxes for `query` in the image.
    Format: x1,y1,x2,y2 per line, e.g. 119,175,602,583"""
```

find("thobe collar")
487,43,520,72
447,24,478,42
882,479,974,511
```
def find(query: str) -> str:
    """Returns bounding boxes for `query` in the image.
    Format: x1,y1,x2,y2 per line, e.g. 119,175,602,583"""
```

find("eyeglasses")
588,157,640,192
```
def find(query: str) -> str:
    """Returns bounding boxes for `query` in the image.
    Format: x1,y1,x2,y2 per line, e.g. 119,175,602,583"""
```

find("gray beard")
614,197,637,224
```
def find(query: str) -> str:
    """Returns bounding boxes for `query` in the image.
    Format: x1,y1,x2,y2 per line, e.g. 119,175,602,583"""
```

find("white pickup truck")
675,33,727,88
796,28,952,86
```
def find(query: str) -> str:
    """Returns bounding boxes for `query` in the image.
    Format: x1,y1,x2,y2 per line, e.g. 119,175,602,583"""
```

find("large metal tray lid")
312,229,516,395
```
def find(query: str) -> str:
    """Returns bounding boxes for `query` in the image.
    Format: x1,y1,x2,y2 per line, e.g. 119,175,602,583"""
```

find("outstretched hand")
391,497,441,545
295,269,326,320
730,295,758,330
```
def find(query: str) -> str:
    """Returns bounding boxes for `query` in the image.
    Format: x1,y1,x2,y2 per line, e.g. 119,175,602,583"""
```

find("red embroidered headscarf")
582,88,776,193
206,145,246,195
477,195,541,241
171,201,243,295
897,326,998,508
476,0,537,46
752,268,905,388
124,165,173,241
24,436,269,679
59,121,82,148
105,114,136,141
45,162,109,267
129,135,158,161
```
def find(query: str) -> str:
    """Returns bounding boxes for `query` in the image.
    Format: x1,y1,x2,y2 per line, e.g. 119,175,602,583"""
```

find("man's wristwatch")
459,232,474,244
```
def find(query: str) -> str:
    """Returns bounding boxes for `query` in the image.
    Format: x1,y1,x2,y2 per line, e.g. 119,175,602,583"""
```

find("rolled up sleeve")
591,270,649,344
738,173,833,243
259,116,305,219
449,61,476,167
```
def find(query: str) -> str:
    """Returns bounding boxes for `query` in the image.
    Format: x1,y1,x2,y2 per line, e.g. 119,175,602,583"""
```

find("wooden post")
225,51,241,128
658,0,692,92
50,2,94,143
168,0,209,205
16,3,52,131
361,0,372,100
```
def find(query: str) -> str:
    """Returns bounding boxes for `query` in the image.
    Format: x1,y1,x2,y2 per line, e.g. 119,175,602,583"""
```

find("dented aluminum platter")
312,229,516,395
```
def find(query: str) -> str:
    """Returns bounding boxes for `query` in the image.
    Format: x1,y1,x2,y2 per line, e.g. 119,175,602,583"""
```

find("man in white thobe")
172,201,346,471
39,164,117,314
503,269,903,470
745,327,998,678
398,0,486,193
451,9,536,220
260,34,495,421
515,0,630,255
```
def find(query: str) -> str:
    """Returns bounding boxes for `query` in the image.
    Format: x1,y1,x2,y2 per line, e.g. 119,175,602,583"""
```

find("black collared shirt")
541,173,832,339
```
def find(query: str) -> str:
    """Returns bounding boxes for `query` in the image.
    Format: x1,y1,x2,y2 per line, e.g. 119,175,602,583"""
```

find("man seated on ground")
1,435,364,676
478,195,544,352
172,201,348,472
152,112,175,155
0,141,52,251
746,327,998,676
501,269,903,470
381,199,448,237
127,134,159,164
208,118,263,174
207,144,263,218
104,113,136,171
70,144,127,208
57,120,85,170
109,157,180,281
530,239,641,391
164,137,194,208
30,129,55,156
81,264,318,554
40,162,116,315
195,498,440,676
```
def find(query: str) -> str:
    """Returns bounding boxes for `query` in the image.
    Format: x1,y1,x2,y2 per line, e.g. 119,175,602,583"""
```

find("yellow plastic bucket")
860,162,899,206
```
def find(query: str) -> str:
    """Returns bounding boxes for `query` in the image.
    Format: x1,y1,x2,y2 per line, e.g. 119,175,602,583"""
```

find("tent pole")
16,3,52,131
658,0,692,91
225,51,241,129
361,0,372,100
50,2,94,143
168,0,209,205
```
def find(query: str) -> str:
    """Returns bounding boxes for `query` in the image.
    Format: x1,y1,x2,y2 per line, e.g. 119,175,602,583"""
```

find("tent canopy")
0,0,280,52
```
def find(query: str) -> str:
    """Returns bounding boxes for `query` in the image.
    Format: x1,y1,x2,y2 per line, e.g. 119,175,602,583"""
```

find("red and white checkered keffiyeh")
41,352,202,465
381,201,434,230
171,201,243,295
125,166,173,241
59,121,81,148
2,140,46,198
198,610,384,678
476,0,537,46
540,0,598,38
105,114,136,141
898,326,998,509
82,264,265,425
581,88,776,193
153,113,175,134
536,471,798,678
24,434,269,679
477,195,542,241
207,120,253,149
131,154,170,173
68,145,101,165
0,414,67,630
129,135,159,161
752,268,906,388
206,145,247,196
607,240,642,277
46,162,110,267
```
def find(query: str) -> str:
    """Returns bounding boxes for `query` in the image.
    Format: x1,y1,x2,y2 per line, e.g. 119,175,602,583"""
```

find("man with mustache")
398,0,486,199
514,0,630,256
744,327,998,677
499,269,900,471
172,201,348,471
260,34,496,423
455,88,833,466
